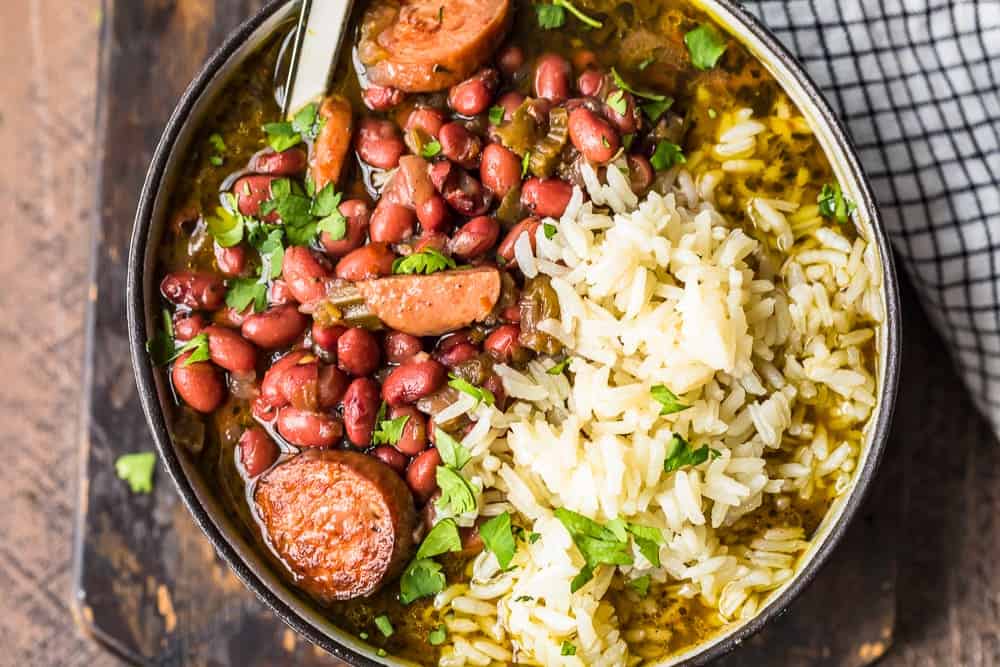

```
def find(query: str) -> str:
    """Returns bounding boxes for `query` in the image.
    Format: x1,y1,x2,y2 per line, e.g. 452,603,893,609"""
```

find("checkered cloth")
746,1,1000,435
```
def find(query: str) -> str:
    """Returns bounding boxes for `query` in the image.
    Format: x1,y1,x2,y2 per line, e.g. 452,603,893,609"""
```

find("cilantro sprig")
536,0,603,30
415,518,463,559
115,452,156,494
684,24,728,71
392,248,456,275
399,558,446,604
479,511,517,568
372,414,410,446
554,509,666,591
147,323,210,368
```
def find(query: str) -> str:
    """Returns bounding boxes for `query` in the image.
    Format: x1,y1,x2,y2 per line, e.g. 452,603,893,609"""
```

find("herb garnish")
392,248,456,275
818,182,856,225
610,67,667,102
115,452,156,493
435,466,478,515
225,278,269,313
488,105,505,126
262,102,325,152
448,374,495,406
428,626,447,646
374,614,394,638
420,139,442,158
372,414,410,446
547,357,571,375
521,150,531,177
684,24,728,71
434,427,471,470
663,434,720,473
650,140,686,171
606,89,628,116
399,557,446,604
554,509,634,592
628,574,651,596
479,511,517,568
650,384,690,415
640,97,674,123
415,518,462,560
536,0,602,30
561,641,577,656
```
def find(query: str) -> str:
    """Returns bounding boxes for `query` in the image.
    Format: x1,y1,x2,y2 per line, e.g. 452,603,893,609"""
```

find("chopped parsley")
145,308,175,366
663,434,720,473
428,626,447,646
372,414,410,446
206,193,249,247
415,518,462,559
637,56,655,71
312,182,347,240
434,427,471,470
650,384,690,415
209,155,223,167
640,97,674,123
543,222,558,239
392,248,456,275
515,595,534,602
261,102,325,152
225,278,269,313
420,139,442,158
448,374,495,406
374,614,394,638
561,641,577,656
650,140,686,171
818,182,856,225
528,532,541,543
547,357,572,375
606,89,628,116
399,558,447,604
488,105,505,126
209,132,226,153
554,508,634,592
629,574,652,596
479,511,517,568
684,24,728,71
521,150,531,177
435,466,478,515
536,0,602,30
114,452,156,494
626,522,665,567
610,67,667,102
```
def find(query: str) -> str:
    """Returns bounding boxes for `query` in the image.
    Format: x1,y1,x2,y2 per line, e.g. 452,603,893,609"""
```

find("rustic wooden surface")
1,0,998,666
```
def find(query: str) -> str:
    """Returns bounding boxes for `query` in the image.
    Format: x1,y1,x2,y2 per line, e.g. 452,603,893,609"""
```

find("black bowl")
127,1,901,664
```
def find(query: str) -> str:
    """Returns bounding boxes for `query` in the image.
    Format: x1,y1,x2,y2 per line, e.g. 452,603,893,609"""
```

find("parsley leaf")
209,155,223,167
374,615,394,637
640,97,674,123
262,121,301,152
479,511,517,569
536,3,565,29
256,228,285,279
555,508,634,591
226,278,268,313
420,139,442,158
663,434,720,473
292,102,325,142
626,522,665,567
448,374,495,406
206,195,246,247
629,574,651,596
145,308,175,366
392,248,456,275
547,357,571,375
610,67,667,101
373,414,410,446
435,466,478,515
650,140,686,171
685,24,728,71
434,427,471,470
818,182,856,225
209,133,226,153
543,222,557,239
399,558,446,604
606,90,628,116
561,641,577,656
415,518,462,559
114,452,156,493
488,105,505,126
428,626,447,646
310,182,342,217
174,333,211,366
650,384,690,415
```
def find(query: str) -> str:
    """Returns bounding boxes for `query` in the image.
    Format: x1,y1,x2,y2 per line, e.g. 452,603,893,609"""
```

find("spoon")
281,0,357,119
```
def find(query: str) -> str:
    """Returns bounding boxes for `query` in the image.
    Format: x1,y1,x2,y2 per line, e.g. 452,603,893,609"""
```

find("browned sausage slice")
254,450,416,602
310,95,353,190
358,0,513,93
357,266,501,336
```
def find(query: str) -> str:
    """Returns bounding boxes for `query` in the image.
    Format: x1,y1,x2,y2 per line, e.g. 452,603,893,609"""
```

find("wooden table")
2,1,999,665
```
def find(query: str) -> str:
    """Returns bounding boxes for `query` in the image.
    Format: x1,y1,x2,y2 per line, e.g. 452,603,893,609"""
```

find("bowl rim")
126,1,901,665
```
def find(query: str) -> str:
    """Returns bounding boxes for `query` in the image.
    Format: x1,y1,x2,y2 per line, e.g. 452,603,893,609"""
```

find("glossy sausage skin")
254,450,416,601
310,95,354,190
357,266,501,337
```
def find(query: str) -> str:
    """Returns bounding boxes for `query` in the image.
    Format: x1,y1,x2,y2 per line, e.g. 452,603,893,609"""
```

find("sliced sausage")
255,450,416,601
358,0,513,93
310,95,354,190
357,266,501,336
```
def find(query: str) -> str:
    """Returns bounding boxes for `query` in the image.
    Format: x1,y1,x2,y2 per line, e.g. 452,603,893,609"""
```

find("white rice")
434,108,882,666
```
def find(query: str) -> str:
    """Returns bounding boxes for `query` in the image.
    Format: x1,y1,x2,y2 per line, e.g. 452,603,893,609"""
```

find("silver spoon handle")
282,0,356,119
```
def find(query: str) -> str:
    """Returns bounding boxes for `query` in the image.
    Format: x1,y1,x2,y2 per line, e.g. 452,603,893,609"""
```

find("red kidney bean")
577,68,607,97
572,49,599,71
321,199,370,257
260,350,312,407
337,327,381,377
405,107,445,138
356,118,405,169
282,246,332,303
239,427,279,477
604,90,640,134
497,217,541,263
172,351,224,413
369,200,417,244
317,364,350,408
521,178,573,218
214,305,251,328
627,154,655,194
390,406,428,456
407,448,442,503
435,163,492,217
232,174,278,221
203,325,257,373
448,68,498,116
213,242,246,277
279,359,319,410
416,195,449,232
249,147,307,176
496,92,525,122
449,216,500,260
501,303,522,323
362,84,405,111
479,143,521,197
268,279,295,306
277,407,342,448
161,272,226,310
382,356,447,406
342,377,380,447
569,106,620,163
412,232,449,254
173,313,205,341
384,331,423,364
252,396,277,421
312,322,346,355
533,53,572,103
484,324,524,363
241,304,309,349
438,122,481,168
435,342,479,368
371,445,408,475
496,45,525,78
334,243,395,281
483,372,508,410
